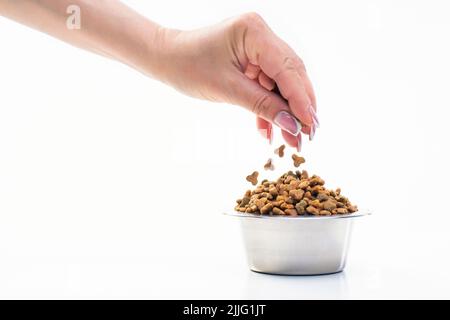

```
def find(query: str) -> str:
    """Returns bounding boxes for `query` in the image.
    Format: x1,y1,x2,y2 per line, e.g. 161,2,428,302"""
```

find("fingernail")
309,105,320,128
274,111,302,136
309,124,316,141
269,125,273,144
297,135,302,152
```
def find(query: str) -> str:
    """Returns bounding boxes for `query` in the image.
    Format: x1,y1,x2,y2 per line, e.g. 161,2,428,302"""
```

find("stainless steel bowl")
226,211,369,275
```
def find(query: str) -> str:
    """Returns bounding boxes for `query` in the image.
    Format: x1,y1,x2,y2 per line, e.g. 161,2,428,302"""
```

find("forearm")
0,0,174,79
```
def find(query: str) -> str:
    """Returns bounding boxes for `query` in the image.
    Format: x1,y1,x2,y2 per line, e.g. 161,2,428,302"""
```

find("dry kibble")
289,189,305,201
236,155,357,216
246,171,259,186
295,203,306,215
272,207,284,215
285,209,298,216
336,201,345,208
281,202,294,210
317,192,329,202
306,206,320,215
322,200,337,211
310,199,323,209
274,144,286,157
298,199,308,208
301,170,309,179
292,154,305,167
284,175,295,184
299,180,309,189
260,203,273,215
241,196,250,206
264,158,275,171
254,198,267,210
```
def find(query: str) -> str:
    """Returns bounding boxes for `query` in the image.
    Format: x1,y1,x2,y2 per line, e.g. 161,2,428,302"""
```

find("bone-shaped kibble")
264,158,275,171
274,144,285,157
292,154,305,167
246,171,259,185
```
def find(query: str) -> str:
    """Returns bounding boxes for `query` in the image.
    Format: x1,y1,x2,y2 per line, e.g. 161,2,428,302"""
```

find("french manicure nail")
309,105,320,128
309,124,316,141
274,111,302,136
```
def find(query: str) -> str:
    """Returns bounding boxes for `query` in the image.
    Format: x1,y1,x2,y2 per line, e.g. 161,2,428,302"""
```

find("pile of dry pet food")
235,145,357,216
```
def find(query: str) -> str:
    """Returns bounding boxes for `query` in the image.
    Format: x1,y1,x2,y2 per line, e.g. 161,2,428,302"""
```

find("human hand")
156,13,319,150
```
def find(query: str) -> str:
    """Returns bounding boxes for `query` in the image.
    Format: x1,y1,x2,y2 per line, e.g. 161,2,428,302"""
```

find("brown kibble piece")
317,192,329,202
309,177,325,186
292,154,305,167
254,198,267,210
274,144,286,157
322,200,337,211
306,206,320,215
285,209,298,216
269,186,278,197
298,199,308,208
295,206,305,215
264,158,275,171
260,203,273,215
336,208,348,214
299,180,309,189
301,170,309,179
289,189,305,201
310,199,323,209
246,171,259,185
319,210,332,216
272,207,284,215
241,196,250,207
281,202,294,210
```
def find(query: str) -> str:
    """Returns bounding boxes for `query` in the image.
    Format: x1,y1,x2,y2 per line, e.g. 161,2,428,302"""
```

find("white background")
1,0,449,299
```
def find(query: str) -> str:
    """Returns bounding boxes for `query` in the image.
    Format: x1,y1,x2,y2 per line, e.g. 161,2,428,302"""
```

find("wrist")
107,16,180,83
142,26,182,84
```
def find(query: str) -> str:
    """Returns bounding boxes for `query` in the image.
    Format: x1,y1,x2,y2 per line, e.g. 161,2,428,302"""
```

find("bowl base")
250,267,344,276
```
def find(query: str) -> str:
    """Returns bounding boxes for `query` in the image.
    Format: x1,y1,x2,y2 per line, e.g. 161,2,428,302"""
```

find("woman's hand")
0,1,317,149
157,13,319,150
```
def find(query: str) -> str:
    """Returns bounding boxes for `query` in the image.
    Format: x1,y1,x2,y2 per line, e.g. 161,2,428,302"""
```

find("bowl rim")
224,210,371,220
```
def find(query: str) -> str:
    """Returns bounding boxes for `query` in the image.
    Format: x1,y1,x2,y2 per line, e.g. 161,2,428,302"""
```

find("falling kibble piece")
274,144,285,157
292,154,305,167
264,158,275,171
246,171,259,186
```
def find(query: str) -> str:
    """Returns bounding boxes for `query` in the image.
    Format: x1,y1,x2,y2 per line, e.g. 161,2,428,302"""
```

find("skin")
0,0,318,149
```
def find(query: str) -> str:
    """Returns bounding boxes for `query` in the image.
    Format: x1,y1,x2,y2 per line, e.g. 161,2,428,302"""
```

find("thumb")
232,74,302,136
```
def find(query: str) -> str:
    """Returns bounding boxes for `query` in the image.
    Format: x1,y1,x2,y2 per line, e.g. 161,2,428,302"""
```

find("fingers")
233,13,319,147
282,130,302,151
244,63,261,80
256,117,273,143
242,16,318,129
300,69,317,111
232,73,302,137
258,72,275,91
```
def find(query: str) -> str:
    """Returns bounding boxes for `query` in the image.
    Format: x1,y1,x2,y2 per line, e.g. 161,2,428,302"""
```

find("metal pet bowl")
226,211,369,275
